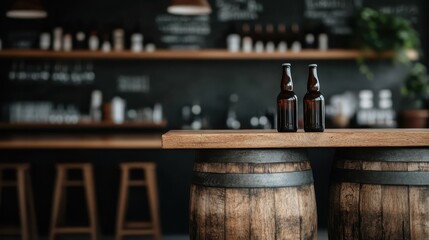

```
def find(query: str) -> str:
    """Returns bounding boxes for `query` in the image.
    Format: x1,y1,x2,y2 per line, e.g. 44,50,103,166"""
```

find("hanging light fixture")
167,0,211,15
6,0,47,19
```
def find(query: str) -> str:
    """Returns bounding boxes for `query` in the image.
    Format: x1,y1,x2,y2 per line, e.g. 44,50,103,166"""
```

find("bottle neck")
307,67,320,92
281,66,293,91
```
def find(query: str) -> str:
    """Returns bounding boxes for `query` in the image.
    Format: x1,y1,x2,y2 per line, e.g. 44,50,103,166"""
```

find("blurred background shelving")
0,49,418,60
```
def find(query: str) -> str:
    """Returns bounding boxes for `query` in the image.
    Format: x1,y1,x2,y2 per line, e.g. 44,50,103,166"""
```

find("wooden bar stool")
50,163,98,240
0,163,38,240
116,162,162,240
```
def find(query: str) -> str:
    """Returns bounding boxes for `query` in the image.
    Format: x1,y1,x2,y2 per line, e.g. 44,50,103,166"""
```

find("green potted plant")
354,7,419,79
354,8,429,128
400,62,429,128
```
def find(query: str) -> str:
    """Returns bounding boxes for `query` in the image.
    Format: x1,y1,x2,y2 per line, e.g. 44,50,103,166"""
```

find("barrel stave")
381,162,410,239
191,149,316,240
206,163,227,239
409,162,429,239
225,163,250,239
330,148,429,240
359,161,382,240
249,164,276,239
273,163,301,240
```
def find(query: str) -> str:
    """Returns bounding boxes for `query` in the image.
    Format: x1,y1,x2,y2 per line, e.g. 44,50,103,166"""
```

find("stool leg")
26,171,38,240
115,168,130,240
58,171,68,227
17,169,30,240
0,170,3,210
83,166,98,240
146,168,162,240
50,168,65,240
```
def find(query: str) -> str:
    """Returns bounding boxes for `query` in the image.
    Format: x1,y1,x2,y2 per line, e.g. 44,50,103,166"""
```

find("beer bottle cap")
282,63,291,67
309,64,317,67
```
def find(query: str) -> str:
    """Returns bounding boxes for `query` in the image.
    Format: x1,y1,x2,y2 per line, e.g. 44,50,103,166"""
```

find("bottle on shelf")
277,63,298,132
290,23,302,52
101,33,112,52
131,22,144,53
88,30,99,51
153,103,163,123
241,23,252,53
190,102,202,130
145,42,156,52
113,28,125,51
111,97,126,124
303,22,317,49
378,89,396,127
62,32,73,52
276,23,288,52
39,33,50,50
39,24,51,50
253,24,264,53
356,90,373,126
265,24,275,53
74,22,88,50
304,64,325,132
53,27,63,51
226,93,241,129
131,33,144,52
226,33,240,53
90,90,102,122
318,24,329,51
226,24,240,53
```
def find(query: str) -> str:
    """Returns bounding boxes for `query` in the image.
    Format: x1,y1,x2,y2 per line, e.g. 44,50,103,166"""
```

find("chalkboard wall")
0,0,428,236
0,0,426,50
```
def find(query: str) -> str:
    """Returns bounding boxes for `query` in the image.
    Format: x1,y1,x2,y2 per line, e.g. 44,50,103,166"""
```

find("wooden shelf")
162,129,429,149
0,134,162,149
0,49,418,60
0,121,168,130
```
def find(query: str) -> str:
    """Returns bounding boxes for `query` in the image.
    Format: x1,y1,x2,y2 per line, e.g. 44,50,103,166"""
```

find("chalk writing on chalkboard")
117,75,150,93
304,0,362,35
156,14,211,49
379,4,419,24
216,0,263,22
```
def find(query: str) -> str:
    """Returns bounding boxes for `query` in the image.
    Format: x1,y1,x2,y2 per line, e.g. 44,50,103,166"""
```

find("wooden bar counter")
162,129,429,149
162,129,429,240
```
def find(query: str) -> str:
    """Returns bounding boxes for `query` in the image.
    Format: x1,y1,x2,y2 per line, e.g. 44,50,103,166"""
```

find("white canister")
318,33,329,51
131,33,144,52
39,33,51,50
88,33,99,51
63,34,73,51
112,97,126,124
227,34,240,52
53,27,63,51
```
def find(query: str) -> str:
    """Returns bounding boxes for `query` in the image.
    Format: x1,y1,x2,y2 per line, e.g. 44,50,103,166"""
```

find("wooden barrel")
329,148,429,240
190,149,317,240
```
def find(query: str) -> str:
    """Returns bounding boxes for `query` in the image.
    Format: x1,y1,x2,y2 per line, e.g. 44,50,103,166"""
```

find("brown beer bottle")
304,64,325,132
277,63,298,132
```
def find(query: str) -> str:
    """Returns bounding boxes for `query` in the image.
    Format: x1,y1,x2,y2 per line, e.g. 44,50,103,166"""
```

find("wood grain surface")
329,148,429,240
162,129,429,149
0,121,168,130
0,135,162,149
0,49,417,60
190,159,317,239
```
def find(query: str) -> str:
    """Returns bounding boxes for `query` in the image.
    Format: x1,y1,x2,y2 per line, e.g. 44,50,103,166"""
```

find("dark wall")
0,59,411,127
